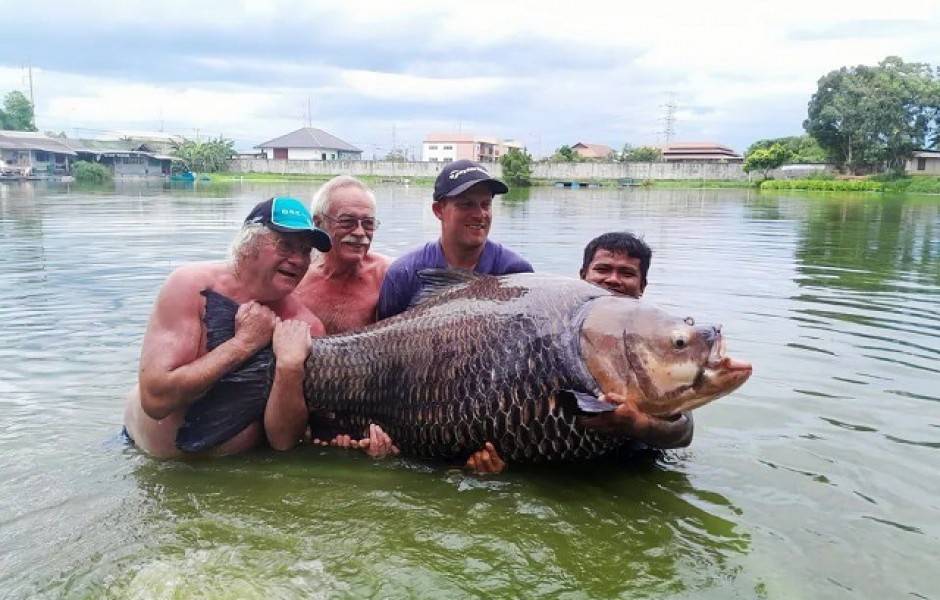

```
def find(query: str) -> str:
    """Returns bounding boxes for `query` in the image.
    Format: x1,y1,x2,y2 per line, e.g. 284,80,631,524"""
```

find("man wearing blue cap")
376,159,533,320
123,197,333,458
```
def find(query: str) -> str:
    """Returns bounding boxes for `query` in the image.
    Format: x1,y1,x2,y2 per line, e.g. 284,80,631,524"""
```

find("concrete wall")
228,159,750,180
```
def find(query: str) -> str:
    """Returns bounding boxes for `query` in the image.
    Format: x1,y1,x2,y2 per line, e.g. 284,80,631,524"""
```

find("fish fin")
565,390,618,413
175,289,275,453
410,268,482,308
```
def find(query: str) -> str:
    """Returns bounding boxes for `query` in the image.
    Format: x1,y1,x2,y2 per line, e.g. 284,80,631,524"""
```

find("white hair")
312,175,376,216
229,222,271,266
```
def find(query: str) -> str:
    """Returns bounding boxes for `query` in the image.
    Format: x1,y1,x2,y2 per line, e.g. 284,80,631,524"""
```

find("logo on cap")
449,166,488,180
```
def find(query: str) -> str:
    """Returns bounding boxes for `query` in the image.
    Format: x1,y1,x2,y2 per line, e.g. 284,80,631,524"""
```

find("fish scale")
300,273,623,462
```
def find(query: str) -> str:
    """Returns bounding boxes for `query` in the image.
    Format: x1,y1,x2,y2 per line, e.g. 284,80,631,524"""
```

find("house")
571,142,616,161
661,142,743,163
0,130,76,178
65,138,176,178
906,150,940,175
422,133,523,163
255,127,362,161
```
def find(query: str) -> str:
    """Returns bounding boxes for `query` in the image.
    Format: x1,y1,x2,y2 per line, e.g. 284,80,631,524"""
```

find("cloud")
2,0,940,156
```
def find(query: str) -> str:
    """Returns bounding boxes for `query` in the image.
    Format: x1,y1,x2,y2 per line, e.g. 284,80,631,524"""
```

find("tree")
804,56,940,173
171,136,236,172
745,135,827,163
384,148,407,162
0,91,37,131
620,144,661,162
499,147,533,186
551,145,579,162
743,143,790,178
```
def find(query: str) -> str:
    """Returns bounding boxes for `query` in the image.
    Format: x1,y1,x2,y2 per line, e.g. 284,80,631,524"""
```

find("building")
255,127,362,161
661,142,743,163
422,133,523,163
66,138,176,178
571,142,616,161
906,150,940,175
0,130,76,179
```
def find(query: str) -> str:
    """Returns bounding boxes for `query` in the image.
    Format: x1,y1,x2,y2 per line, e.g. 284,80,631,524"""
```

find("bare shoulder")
365,252,393,279
156,262,225,314
278,295,326,336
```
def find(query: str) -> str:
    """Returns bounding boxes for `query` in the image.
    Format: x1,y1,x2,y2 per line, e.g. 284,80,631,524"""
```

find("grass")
759,175,940,194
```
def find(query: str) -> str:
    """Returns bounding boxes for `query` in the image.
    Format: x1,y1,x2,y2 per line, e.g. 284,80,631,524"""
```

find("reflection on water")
0,181,937,598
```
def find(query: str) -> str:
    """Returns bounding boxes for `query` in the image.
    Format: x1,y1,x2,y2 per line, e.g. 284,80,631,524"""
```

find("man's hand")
234,301,277,354
579,392,693,449
329,424,400,459
272,319,311,369
465,442,506,474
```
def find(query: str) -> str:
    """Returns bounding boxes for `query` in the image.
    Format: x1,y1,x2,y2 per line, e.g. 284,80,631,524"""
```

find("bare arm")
138,270,273,420
264,319,311,450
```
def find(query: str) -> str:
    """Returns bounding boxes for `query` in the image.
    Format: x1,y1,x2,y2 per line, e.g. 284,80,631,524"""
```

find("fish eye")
672,333,689,350
684,317,695,326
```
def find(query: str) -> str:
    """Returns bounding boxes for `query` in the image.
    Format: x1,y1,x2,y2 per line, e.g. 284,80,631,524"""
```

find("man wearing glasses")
123,197,331,457
295,176,391,334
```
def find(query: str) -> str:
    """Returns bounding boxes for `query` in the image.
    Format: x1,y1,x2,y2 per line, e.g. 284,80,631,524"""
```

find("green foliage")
171,136,236,172
761,175,940,193
804,56,940,173
0,91,37,131
551,145,580,162
72,160,112,184
745,135,828,163
499,147,533,186
620,144,662,162
743,143,791,176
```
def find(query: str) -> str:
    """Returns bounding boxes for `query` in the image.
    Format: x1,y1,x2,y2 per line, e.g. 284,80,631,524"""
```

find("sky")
1,0,939,158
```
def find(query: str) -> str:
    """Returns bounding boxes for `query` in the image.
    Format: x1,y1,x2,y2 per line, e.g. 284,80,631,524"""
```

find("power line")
659,92,677,145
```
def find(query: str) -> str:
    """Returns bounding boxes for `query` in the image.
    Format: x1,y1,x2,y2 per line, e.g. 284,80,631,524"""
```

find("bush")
72,160,112,184
499,147,533,187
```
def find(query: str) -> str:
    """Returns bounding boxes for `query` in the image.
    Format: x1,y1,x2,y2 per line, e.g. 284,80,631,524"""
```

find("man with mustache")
376,159,533,320
123,197,331,458
296,176,392,334
295,176,397,457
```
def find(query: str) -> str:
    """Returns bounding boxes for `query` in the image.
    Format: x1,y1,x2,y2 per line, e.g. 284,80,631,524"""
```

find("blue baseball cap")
244,196,331,252
433,159,509,201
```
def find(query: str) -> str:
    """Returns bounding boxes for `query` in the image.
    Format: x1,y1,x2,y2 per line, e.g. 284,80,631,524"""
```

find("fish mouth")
692,332,752,406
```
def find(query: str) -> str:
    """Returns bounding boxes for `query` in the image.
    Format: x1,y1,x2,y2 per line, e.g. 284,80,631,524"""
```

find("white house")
906,150,940,175
255,127,362,161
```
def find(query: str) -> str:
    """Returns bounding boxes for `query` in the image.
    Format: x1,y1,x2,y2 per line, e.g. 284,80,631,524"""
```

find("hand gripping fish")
177,271,752,462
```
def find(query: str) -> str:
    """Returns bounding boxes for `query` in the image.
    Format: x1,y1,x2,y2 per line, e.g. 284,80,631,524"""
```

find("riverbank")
759,175,940,194
207,171,756,189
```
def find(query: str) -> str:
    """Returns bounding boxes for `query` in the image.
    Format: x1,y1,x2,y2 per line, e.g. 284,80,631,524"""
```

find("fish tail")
175,289,274,453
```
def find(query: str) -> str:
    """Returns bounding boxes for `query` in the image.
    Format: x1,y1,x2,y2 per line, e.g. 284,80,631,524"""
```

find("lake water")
0,181,937,599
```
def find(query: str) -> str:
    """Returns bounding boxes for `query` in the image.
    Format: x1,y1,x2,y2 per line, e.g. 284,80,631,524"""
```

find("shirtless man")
123,197,331,458
295,176,391,334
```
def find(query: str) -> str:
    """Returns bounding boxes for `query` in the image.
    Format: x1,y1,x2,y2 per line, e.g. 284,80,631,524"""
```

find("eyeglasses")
270,235,314,256
322,214,380,232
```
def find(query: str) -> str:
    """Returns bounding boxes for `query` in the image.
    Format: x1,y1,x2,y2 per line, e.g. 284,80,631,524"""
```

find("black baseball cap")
433,159,509,201
244,196,332,252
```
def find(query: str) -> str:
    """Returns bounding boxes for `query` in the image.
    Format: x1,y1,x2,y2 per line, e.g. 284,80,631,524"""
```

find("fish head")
580,296,752,417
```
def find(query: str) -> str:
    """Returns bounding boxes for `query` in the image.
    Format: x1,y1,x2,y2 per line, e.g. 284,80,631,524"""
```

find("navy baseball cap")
244,196,332,252
433,159,509,201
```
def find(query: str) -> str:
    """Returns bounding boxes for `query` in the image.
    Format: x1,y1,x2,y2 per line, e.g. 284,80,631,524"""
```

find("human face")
317,186,376,264
582,249,646,298
255,231,313,296
432,183,492,251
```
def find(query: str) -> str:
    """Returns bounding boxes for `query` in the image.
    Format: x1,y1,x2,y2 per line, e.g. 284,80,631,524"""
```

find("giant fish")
177,271,752,462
